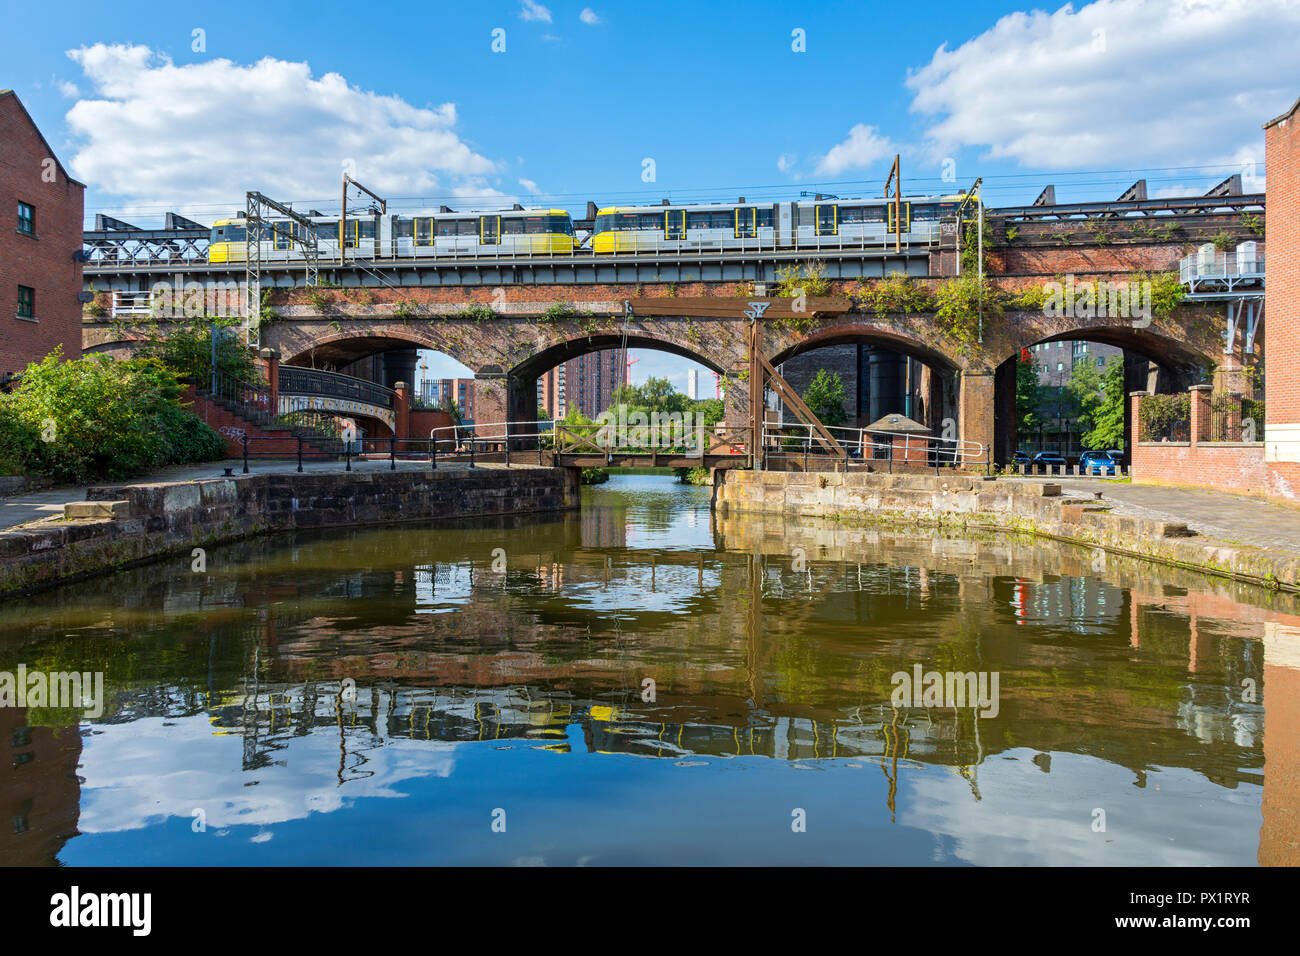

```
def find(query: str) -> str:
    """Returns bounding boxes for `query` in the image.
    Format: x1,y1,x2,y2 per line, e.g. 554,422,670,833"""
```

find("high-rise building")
688,368,698,400
562,349,625,418
537,364,566,420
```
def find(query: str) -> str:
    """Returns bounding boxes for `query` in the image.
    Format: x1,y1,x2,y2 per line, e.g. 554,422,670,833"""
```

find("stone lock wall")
0,466,580,596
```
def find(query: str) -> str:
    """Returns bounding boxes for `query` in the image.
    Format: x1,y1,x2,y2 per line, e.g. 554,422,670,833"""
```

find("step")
64,499,130,520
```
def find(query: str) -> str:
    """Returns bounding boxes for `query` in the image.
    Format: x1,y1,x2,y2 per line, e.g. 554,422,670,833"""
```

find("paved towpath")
1003,476,1300,556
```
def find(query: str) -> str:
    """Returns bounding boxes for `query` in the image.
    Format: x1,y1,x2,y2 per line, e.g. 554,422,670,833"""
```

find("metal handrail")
763,421,987,472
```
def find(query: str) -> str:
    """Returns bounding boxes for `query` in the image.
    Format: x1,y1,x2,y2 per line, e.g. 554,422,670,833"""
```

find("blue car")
1078,450,1119,476
1030,452,1067,474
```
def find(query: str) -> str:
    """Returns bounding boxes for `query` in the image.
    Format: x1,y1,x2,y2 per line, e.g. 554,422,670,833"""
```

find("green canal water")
1,474,1294,866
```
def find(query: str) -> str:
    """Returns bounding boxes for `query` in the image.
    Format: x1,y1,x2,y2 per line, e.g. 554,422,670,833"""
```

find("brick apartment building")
419,376,476,420
538,349,625,420
1130,94,1299,501
1264,96,1300,493
0,90,85,382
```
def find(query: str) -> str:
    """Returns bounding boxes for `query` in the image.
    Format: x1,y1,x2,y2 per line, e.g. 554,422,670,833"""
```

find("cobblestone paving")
1024,477,1300,556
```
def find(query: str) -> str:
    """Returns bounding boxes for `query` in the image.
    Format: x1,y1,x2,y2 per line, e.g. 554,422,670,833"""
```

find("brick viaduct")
82,214,1261,463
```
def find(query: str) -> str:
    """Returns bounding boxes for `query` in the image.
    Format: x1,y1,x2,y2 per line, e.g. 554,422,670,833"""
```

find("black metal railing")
211,371,275,425
1209,393,1265,442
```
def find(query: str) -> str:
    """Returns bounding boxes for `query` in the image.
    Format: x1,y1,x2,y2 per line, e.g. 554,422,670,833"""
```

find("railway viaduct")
80,190,1263,462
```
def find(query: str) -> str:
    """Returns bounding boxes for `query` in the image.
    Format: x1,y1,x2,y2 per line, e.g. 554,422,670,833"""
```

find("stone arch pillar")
958,368,995,467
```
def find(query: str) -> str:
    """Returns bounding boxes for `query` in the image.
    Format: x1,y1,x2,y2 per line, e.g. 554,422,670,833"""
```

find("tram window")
502,218,525,235
815,204,837,236
211,224,247,242
756,208,774,228
393,219,414,240
414,218,436,245
272,221,295,249
735,208,757,238
315,222,338,241
911,204,938,220
796,206,816,227
840,205,886,224
687,211,732,229
438,219,476,237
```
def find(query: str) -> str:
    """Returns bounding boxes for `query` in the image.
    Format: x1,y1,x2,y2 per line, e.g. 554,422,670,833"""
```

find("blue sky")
6,0,1298,390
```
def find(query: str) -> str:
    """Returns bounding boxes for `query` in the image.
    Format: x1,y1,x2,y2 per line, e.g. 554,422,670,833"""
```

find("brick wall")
1265,98,1300,473
1130,389,1297,502
0,92,85,379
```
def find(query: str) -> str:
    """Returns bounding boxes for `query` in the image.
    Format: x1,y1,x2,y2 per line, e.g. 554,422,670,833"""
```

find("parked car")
1012,451,1031,466
1030,452,1068,474
1078,450,1119,476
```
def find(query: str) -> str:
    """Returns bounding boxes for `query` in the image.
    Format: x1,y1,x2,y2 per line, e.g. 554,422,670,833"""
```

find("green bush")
580,466,610,484
134,316,261,385
673,466,711,485
155,403,227,464
0,349,226,482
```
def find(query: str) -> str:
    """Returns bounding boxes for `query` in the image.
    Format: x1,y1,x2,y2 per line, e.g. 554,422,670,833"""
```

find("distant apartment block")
420,377,476,419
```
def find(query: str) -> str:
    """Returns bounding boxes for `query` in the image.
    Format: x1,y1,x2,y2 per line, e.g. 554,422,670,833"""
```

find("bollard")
429,435,437,470
345,441,352,472
468,438,475,468
242,435,250,474
297,436,303,473
390,435,396,471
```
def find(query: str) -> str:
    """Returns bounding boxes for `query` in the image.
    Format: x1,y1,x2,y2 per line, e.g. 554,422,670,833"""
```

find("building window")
1097,356,1105,368
17,286,36,319
17,202,35,236
1056,362,1064,371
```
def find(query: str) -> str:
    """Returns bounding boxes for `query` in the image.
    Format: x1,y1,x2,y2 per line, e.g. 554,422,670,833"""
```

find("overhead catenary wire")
80,160,1264,228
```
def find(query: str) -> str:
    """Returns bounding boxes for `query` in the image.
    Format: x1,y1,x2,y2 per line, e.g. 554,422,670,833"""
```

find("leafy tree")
1015,350,1045,436
134,316,261,386
802,368,847,428
1068,359,1127,450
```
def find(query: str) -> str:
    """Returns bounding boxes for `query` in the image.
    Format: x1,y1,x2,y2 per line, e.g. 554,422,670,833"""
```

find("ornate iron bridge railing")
278,366,395,409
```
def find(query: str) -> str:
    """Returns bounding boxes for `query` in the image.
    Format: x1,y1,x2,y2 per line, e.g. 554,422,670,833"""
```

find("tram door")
665,209,685,240
480,215,500,245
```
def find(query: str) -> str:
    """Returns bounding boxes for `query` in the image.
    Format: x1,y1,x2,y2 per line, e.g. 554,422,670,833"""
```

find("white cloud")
57,80,79,98
905,0,1300,169
814,124,894,175
64,44,496,207
776,152,796,173
518,177,540,192
580,7,601,24
519,0,552,22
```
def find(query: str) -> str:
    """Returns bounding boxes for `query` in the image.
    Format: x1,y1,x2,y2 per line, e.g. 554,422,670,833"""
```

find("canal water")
1,474,1294,866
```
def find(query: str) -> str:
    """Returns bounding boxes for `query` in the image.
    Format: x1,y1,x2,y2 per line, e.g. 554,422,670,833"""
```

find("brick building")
549,349,624,419
1264,96,1300,493
0,90,85,381
537,363,566,419
420,377,476,420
